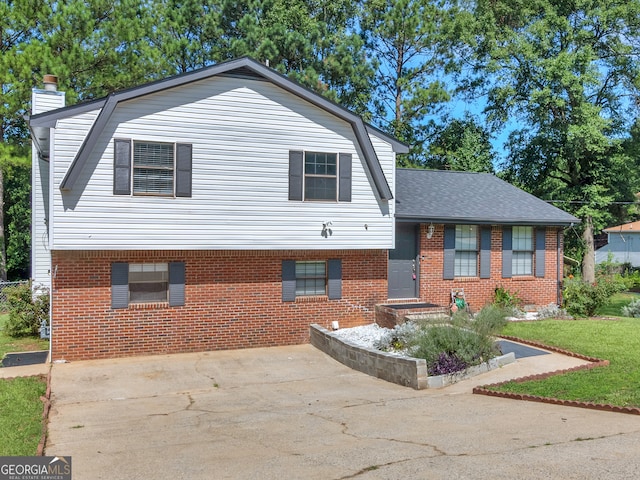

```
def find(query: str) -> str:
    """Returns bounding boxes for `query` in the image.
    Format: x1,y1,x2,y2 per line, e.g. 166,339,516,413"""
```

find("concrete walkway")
41,344,640,479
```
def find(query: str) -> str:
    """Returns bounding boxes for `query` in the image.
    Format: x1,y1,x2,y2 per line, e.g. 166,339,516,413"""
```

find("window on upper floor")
114,139,192,197
133,142,174,196
304,152,337,201
288,150,351,202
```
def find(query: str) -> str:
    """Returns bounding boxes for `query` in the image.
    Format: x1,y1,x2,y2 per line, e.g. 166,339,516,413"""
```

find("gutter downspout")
557,229,562,306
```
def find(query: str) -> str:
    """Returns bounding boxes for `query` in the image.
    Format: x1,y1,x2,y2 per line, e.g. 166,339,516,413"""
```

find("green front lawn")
497,317,640,407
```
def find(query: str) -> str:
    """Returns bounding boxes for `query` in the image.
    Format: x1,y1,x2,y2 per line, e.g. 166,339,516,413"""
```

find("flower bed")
310,324,515,389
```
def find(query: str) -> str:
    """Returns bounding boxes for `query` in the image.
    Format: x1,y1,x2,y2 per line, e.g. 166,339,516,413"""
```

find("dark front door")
388,223,419,298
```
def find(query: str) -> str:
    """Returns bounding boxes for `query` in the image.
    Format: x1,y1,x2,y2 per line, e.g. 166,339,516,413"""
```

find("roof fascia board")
395,216,579,226
59,95,118,190
57,57,394,199
30,98,107,128
365,125,409,154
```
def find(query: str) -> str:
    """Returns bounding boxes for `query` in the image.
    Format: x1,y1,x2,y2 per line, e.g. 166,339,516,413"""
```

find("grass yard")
595,291,640,317
0,313,50,455
0,375,47,455
0,313,49,359
497,317,640,407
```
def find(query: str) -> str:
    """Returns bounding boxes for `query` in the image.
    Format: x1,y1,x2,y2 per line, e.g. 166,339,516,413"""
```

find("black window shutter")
169,262,186,306
443,225,455,280
535,228,546,278
111,262,129,309
282,260,296,301
288,151,303,201
480,227,491,279
502,227,513,278
113,139,131,195
338,153,352,202
327,259,342,299
175,144,192,197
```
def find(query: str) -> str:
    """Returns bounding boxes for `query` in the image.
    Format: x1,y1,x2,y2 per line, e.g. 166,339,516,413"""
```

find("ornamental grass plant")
376,305,509,376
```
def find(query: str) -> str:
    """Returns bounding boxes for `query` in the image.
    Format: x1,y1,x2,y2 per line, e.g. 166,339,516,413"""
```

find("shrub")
493,286,522,312
622,299,640,318
409,324,500,375
374,322,418,351
562,277,626,317
471,304,508,337
3,284,49,337
537,303,567,319
408,305,505,376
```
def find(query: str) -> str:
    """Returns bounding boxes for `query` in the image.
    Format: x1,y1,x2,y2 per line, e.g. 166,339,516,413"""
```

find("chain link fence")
0,280,29,310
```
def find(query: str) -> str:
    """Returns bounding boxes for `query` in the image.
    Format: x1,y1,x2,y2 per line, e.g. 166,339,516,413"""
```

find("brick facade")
49,225,564,361
50,249,387,361
417,224,564,311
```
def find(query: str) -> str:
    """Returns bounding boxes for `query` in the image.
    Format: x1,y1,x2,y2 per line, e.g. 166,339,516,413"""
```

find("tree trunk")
581,215,595,283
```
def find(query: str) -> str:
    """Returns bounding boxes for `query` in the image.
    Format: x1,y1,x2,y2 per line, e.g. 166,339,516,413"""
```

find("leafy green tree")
424,116,495,172
360,0,466,165
146,0,224,73
4,150,31,280
468,0,640,282
0,0,51,143
218,0,374,114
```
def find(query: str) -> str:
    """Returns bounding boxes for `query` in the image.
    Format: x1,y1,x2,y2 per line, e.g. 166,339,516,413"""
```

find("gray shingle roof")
396,169,579,226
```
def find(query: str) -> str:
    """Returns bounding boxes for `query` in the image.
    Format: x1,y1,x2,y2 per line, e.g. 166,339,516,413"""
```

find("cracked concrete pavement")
46,344,640,479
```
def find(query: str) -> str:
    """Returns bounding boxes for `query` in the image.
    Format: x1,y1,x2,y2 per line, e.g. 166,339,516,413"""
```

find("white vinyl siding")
31,89,66,289
32,90,66,115
50,77,395,250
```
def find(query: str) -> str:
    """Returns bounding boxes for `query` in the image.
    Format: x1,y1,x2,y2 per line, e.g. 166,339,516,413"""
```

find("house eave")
395,215,579,227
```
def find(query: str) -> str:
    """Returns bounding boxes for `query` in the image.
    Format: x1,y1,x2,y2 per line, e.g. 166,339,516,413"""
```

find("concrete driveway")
46,345,640,479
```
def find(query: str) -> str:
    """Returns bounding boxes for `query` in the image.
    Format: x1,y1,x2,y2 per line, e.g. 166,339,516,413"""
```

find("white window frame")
512,226,534,275
304,152,338,201
132,141,175,196
128,263,169,303
295,261,327,296
454,225,478,277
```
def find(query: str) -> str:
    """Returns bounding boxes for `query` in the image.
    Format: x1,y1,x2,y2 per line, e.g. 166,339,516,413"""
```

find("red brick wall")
418,224,563,311
50,249,387,361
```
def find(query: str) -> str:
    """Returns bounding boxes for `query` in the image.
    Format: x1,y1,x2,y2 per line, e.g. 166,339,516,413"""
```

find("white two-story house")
29,57,407,361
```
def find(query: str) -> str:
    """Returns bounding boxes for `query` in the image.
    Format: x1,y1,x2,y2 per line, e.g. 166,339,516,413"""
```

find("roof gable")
604,220,640,233
395,169,579,226
31,57,406,200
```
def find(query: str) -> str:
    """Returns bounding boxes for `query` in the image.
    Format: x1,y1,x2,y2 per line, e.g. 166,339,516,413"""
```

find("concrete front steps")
375,302,449,328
